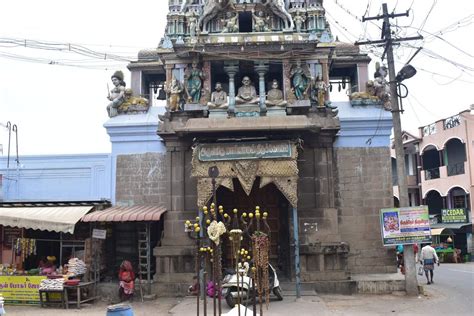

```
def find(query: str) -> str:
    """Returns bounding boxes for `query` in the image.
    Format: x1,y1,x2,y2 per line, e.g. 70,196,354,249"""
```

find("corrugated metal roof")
0,206,94,234
81,205,166,222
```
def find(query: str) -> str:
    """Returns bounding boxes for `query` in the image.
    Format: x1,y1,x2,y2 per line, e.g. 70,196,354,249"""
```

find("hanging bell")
157,87,167,100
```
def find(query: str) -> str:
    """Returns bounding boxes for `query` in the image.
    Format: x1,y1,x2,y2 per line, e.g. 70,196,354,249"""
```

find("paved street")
4,263,473,315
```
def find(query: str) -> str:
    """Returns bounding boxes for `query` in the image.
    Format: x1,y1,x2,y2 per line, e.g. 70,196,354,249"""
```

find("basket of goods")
39,278,64,291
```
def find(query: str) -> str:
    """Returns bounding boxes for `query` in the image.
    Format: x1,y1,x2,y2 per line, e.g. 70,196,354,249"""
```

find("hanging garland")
252,232,270,309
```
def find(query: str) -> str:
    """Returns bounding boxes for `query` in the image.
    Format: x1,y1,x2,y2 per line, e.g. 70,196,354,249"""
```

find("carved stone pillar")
202,61,211,95
224,61,239,116
255,62,269,115
321,59,330,102
282,60,292,100
165,64,174,108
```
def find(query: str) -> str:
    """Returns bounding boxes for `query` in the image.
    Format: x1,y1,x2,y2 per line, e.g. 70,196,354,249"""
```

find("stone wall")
115,152,169,206
334,147,397,274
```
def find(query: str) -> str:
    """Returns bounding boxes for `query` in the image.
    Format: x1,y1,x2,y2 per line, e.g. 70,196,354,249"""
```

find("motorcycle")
222,262,283,308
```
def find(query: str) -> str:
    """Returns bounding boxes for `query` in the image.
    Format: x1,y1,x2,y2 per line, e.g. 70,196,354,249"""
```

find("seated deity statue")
207,82,228,109
235,76,259,105
265,80,287,107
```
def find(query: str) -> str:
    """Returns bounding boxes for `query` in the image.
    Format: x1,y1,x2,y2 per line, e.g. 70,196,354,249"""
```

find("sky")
0,0,473,156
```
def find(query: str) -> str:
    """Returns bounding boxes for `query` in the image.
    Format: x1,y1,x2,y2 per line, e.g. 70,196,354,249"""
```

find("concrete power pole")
357,3,423,296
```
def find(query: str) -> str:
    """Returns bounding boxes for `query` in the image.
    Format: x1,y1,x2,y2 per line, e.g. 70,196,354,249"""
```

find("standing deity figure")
263,0,294,30
252,9,271,32
235,76,259,105
185,62,205,103
293,11,306,33
291,60,309,100
107,70,126,118
165,76,183,112
207,82,228,109
266,79,287,107
312,75,328,108
373,62,391,110
186,11,199,39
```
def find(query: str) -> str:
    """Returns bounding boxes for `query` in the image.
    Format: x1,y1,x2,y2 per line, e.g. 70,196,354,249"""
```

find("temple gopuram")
123,0,395,294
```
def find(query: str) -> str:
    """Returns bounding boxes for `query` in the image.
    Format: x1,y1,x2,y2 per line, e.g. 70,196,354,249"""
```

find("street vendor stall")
0,204,94,305
431,227,455,263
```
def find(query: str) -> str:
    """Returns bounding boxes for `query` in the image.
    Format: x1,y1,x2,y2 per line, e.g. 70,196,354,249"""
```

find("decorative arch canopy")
192,141,299,207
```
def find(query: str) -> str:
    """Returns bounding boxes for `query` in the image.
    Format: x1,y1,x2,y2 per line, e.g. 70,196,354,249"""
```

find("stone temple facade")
122,0,395,294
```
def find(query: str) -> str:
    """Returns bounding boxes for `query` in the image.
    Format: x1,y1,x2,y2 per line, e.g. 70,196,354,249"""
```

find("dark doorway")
216,178,291,278
425,190,443,216
239,11,253,32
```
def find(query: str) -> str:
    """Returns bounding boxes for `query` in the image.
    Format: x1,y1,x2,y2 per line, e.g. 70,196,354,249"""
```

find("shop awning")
81,205,167,222
430,223,471,232
431,228,455,236
0,206,94,234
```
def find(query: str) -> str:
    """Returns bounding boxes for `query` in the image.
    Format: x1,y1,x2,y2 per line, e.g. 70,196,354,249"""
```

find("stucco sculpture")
107,70,126,118
350,62,391,110
291,60,310,100
222,12,239,33
165,76,183,112
264,0,294,30
199,0,236,33
236,76,259,105
252,9,271,32
266,80,287,107
208,82,228,109
185,62,205,103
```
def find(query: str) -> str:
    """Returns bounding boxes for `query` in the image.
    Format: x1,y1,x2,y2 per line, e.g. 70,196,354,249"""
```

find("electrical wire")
417,0,438,33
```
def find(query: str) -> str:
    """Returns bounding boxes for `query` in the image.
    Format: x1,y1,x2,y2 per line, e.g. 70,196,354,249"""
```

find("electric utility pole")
356,3,423,296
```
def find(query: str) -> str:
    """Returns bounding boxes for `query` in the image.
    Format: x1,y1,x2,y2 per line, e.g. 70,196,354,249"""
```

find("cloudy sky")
0,0,473,156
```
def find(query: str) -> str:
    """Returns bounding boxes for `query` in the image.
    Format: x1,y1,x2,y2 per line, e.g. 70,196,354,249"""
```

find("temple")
124,0,395,294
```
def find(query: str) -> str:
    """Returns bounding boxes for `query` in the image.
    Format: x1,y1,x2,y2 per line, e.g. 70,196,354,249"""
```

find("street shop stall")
81,205,166,296
430,227,455,262
0,204,95,305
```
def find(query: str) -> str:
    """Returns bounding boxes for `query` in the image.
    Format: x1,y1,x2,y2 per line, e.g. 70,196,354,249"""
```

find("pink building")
392,107,474,257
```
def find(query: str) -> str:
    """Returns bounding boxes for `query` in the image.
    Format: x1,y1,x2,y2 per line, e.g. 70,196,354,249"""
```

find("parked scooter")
222,262,283,308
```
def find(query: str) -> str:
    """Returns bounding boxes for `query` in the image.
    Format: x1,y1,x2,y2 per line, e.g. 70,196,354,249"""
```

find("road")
4,263,473,315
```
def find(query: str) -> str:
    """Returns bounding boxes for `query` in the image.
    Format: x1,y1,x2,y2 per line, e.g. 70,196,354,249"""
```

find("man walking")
420,243,439,284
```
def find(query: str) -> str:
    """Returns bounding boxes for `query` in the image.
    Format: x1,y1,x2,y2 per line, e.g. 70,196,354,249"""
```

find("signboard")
380,206,431,246
441,208,468,223
92,228,107,239
198,141,292,162
0,276,47,305
2,227,22,247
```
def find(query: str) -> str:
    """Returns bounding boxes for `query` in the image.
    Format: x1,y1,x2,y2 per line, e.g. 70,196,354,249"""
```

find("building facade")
392,109,474,257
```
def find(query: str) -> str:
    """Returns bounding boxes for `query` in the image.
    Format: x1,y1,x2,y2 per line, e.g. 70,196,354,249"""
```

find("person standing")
420,244,439,284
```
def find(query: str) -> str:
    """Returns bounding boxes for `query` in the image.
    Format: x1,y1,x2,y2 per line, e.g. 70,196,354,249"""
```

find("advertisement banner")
0,275,47,305
441,208,468,223
380,206,431,246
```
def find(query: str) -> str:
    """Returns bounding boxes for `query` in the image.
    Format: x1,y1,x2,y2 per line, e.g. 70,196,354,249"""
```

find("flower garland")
207,220,226,245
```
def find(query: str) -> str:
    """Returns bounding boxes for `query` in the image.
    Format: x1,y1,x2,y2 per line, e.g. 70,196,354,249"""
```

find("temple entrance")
216,177,291,278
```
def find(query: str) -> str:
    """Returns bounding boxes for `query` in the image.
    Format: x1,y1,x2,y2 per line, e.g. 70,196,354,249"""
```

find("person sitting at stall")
40,256,57,276
118,260,135,302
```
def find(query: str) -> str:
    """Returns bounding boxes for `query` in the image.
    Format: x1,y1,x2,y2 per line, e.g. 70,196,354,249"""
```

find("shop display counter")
64,281,97,309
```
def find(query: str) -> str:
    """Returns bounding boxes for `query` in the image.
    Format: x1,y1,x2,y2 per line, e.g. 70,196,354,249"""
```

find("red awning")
81,205,166,222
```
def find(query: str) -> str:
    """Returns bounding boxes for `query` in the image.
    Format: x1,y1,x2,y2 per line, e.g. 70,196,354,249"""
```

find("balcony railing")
425,167,440,180
444,115,461,130
447,162,465,176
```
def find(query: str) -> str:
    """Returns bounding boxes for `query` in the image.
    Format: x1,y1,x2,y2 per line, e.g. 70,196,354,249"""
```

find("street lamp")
396,64,417,82
395,64,416,113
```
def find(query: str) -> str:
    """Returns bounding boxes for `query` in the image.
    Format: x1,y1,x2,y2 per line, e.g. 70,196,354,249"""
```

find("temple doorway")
216,177,291,278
